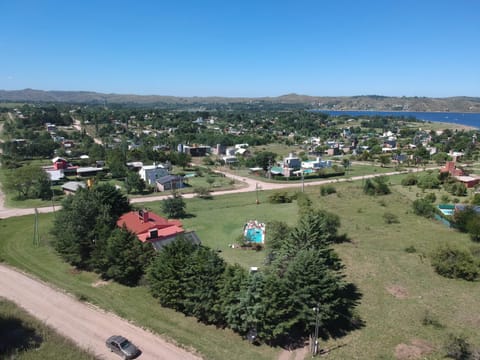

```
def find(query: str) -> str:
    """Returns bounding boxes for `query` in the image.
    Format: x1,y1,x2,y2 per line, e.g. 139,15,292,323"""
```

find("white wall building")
139,163,169,185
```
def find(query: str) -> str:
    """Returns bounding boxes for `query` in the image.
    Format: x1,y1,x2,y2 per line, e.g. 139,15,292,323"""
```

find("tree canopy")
52,183,131,270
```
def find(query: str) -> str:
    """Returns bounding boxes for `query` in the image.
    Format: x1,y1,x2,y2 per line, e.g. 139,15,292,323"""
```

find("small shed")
62,181,86,195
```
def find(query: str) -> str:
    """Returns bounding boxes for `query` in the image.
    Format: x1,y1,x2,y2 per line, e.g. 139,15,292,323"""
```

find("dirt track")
0,265,201,360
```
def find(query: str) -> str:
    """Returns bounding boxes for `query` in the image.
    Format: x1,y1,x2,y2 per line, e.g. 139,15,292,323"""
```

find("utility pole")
301,170,305,192
255,183,260,205
51,180,55,215
33,208,40,247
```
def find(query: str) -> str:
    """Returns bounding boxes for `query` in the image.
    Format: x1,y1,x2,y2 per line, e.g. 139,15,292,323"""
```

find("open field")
0,297,96,360
0,177,479,359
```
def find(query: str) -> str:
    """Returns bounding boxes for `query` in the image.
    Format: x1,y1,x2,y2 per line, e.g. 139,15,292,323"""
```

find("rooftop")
116,210,184,242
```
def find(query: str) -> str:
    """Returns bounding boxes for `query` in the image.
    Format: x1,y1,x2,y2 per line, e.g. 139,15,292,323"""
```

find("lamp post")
312,306,320,356
301,169,305,193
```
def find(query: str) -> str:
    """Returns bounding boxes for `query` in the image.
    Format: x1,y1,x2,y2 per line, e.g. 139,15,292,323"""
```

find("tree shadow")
0,316,43,355
334,233,351,244
324,282,365,339
277,283,364,350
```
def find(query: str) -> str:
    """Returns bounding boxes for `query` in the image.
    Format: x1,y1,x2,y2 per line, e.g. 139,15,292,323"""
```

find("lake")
313,110,480,129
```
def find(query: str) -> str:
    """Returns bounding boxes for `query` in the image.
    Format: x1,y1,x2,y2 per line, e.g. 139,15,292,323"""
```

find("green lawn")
1,177,480,359
0,298,96,360
142,191,299,268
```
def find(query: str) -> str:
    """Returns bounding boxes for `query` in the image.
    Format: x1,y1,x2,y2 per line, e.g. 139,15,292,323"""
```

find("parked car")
106,335,141,359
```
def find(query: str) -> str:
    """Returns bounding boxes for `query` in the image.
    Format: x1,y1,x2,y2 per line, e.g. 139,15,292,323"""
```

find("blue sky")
1,0,479,97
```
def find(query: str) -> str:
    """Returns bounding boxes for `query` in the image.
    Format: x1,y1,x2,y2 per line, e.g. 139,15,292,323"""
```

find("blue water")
314,110,480,129
245,228,264,243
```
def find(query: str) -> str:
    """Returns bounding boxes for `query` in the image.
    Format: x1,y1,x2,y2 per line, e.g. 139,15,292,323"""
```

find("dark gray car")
106,335,141,359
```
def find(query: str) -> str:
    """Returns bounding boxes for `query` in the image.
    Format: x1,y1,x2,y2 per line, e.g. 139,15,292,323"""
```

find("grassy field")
1,177,480,359
0,297,96,359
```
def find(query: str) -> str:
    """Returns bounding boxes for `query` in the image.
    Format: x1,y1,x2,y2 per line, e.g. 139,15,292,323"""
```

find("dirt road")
0,264,201,360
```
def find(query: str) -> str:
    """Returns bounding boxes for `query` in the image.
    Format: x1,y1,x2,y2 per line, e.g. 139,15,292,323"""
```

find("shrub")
472,193,480,206
383,212,399,224
441,194,451,203
453,206,480,232
268,191,292,204
417,173,441,189
363,177,390,196
424,192,437,203
320,185,336,196
412,199,435,218
161,192,187,218
404,245,417,253
421,310,443,328
431,244,479,281
194,186,212,199
444,334,472,360
295,192,312,215
401,173,418,186
445,182,468,197
467,217,480,242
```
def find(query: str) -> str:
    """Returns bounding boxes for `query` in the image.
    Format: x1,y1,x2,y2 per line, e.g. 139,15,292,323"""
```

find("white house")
301,157,332,169
283,153,301,169
139,163,169,185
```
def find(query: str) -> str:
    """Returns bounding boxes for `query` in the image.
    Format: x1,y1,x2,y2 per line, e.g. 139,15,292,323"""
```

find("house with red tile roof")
116,209,197,250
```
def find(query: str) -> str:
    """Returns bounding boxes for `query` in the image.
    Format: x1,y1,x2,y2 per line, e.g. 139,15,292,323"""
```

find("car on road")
106,335,142,359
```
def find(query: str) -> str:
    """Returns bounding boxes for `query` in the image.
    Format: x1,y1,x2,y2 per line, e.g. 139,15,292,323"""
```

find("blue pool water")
439,209,454,216
246,228,264,243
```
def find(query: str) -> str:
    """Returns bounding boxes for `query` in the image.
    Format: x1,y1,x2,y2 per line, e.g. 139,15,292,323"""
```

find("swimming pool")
438,205,455,216
245,228,264,243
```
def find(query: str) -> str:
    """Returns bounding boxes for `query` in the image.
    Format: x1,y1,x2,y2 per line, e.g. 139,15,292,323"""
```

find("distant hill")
1,89,480,112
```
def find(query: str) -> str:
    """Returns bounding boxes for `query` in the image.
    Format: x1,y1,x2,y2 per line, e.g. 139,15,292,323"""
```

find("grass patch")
0,297,96,359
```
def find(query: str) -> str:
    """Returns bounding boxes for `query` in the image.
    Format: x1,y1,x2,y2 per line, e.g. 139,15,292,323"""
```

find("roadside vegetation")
0,298,96,360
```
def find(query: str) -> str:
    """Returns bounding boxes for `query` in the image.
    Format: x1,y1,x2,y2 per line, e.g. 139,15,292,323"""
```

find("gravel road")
0,265,201,360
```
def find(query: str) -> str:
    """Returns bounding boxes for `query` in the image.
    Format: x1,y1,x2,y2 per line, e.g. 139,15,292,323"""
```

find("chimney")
138,209,149,222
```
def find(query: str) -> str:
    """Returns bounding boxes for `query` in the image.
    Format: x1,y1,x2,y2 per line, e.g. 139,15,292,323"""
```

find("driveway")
0,265,201,360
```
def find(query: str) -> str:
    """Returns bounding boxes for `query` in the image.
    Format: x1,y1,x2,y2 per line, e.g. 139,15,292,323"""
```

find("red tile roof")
116,211,184,243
